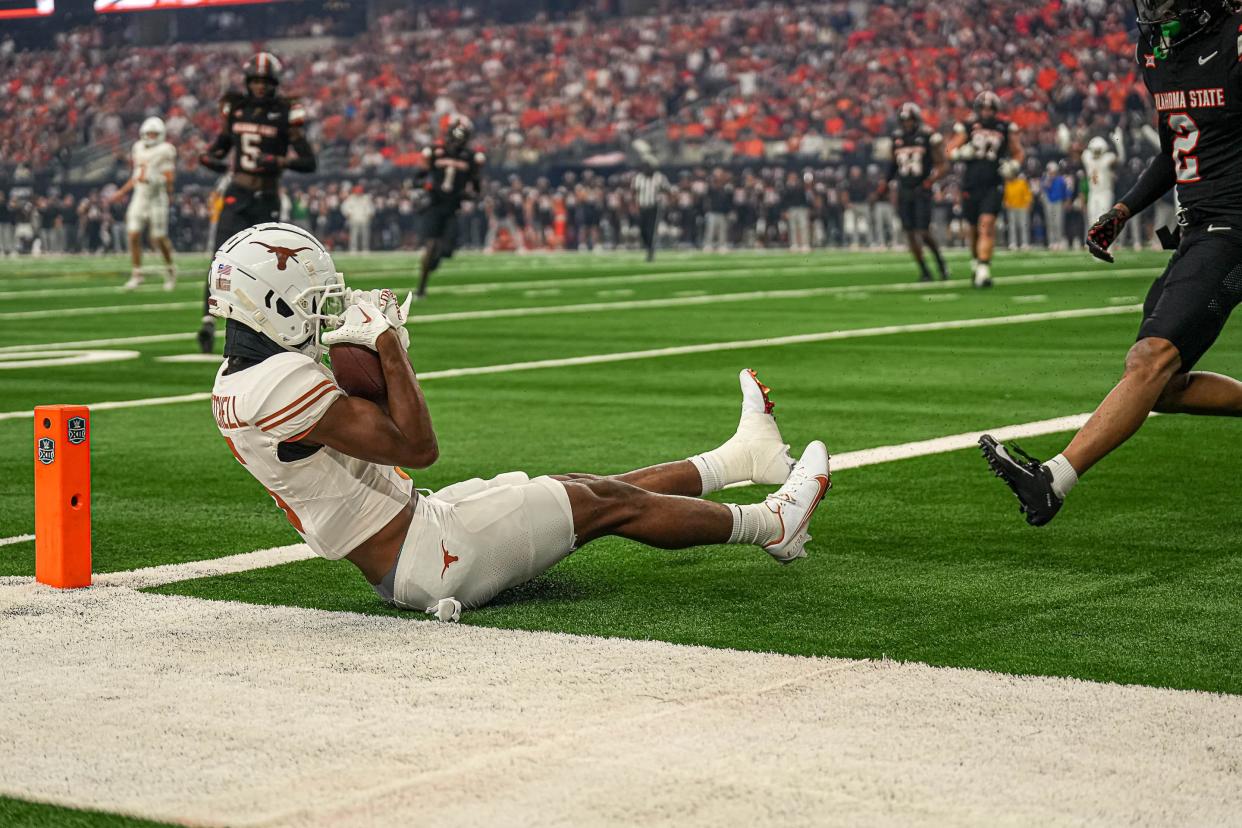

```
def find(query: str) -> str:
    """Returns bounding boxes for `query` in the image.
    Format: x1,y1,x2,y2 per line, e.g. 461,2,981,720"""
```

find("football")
329,344,387,402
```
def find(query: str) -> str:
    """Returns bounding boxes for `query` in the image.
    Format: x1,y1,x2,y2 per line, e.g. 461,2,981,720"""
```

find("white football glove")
322,298,411,352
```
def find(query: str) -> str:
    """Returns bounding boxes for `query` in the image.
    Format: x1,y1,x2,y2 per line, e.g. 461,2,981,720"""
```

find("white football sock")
1045,453,1079,499
727,503,782,547
689,448,735,495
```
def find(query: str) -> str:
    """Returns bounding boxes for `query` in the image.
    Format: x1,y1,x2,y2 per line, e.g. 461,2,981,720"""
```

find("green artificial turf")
0,797,176,828
4,249,1241,698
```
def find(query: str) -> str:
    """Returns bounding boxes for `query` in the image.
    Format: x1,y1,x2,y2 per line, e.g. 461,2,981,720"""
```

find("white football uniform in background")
1082,150,1117,222
126,140,176,238
212,350,576,609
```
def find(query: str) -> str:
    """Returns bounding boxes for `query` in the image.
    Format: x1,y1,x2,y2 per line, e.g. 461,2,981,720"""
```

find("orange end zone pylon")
34,405,91,589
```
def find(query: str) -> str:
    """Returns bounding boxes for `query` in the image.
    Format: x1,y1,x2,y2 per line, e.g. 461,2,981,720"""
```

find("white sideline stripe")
0,265,1147,352
0,534,34,547
0,301,198,321
0,266,1151,334
95,544,315,589
0,303,1142,423
0,583,1238,827
101,412,1110,588
154,354,224,364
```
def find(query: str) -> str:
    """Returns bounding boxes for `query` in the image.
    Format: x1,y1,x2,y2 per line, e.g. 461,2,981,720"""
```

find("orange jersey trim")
254,380,336,429
260,385,338,433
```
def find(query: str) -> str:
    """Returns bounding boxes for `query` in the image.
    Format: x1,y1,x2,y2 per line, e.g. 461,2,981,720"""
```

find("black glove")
1086,207,1128,263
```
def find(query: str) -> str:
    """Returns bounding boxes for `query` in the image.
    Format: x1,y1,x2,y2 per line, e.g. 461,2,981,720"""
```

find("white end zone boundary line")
0,303,1141,423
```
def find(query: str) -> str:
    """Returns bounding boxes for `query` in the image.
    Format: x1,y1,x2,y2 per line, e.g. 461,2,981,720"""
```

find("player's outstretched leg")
555,368,795,498
123,231,144,290
905,231,932,282
564,440,830,564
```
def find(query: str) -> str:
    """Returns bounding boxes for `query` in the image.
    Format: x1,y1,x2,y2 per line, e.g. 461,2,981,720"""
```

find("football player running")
1082,135,1124,226
416,115,484,300
981,0,1242,526
112,117,177,291
879,103,950,282
197,52,317,353
208,223,830,619
946,91,1025,288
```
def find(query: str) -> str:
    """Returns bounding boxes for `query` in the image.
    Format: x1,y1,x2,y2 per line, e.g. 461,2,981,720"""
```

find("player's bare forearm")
376,331,438,468
306,394,431,468
927,145,948,186
1009,136,1025,165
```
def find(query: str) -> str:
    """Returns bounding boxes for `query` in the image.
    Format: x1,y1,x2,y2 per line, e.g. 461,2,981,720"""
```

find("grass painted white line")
0,267,1154,351
0,349,140,370
154,354,224,364
0,301,198,321
0,392,213,422
95,544,315,590
105,412,1115,587
0,583,1238,827
0,534,34,547
420,304,1143,380
1013,294,1049,304
0,304,1142,422
1110,295,1141,304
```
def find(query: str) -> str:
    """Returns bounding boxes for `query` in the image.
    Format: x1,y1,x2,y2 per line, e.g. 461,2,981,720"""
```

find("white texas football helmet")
1088,136,1110,158
140,116,166,147
208,223,346,361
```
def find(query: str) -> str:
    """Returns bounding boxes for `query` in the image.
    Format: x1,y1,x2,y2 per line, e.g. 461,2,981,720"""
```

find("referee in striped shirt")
632,159,670,261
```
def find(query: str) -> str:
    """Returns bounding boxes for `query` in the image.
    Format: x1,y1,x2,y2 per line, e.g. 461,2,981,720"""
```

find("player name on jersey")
1154,88,1227,111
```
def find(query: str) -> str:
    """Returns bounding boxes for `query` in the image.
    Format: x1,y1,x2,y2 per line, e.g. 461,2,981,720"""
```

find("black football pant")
203,185,281,317
639,207,658,260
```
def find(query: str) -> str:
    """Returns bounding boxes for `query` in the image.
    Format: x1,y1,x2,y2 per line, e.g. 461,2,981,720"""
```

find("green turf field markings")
0,534,34,547
522,289,562,298
1012,294,1049,304
0,303,1144,421
153,354,224,364
1109,295,1141,304
3,581,1237,827
673,290,707,297
94,544,314,589
0,331,205,355
0,301,198,321
0,349,140,370
595,289,635,298
922,293,960,302
0,391,212,422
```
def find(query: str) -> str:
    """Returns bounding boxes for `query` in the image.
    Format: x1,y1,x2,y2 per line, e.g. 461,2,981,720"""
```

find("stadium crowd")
1,157,1171,258
2,0,1148,180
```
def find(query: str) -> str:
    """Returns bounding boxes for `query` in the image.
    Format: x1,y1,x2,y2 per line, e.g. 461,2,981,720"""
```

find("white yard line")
94,544,315,589
0,268,1148,351
0,303,1141,422
0,534,34,547
0,301,198,321
0,583,1237,827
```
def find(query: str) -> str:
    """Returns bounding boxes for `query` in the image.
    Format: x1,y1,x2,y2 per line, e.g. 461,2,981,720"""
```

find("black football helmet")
244,52,282,94
445,115,473,150
1135,0,1235,55
898,102,922,130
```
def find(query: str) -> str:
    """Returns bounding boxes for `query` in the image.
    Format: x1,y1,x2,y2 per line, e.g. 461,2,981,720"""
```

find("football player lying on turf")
208,223,831,621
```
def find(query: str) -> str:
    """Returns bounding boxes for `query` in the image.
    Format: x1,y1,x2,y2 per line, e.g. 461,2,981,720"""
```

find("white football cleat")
732,368,796,485
763,440,831,564
973,262,993,289
163,267,177,292
123,273,144,291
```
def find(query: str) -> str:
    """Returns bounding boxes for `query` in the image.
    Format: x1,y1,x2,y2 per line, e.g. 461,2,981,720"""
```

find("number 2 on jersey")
1168,113,1201,184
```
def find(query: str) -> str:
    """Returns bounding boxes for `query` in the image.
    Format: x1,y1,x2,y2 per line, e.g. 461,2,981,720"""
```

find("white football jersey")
1081,150,1117,197
130,140,177,199
212,352,414,561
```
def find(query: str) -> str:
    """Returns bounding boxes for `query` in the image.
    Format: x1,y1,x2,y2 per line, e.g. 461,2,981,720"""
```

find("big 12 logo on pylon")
37,437,55,465
67,417,87,445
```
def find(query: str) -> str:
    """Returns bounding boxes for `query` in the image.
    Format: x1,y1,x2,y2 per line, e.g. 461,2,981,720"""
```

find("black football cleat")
197,317,215,354
978,435,1062,526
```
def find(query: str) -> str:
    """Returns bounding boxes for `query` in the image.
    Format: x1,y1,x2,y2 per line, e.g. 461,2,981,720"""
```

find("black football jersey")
221,94,305,176
889,126,943,190
1140,12,1242,221
423,143,486,206
955,116,1016,189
